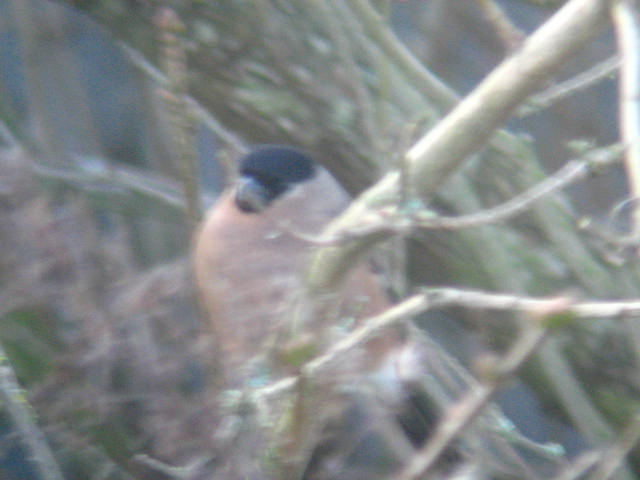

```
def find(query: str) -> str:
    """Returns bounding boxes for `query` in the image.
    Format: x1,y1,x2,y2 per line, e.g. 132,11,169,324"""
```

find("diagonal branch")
0,344,65,480
256,286,640,403
612,0,640,236
307,0,614,295
395,316,553,480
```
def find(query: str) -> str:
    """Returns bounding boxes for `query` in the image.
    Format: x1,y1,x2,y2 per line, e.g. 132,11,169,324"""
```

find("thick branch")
612,0,640,234
407,0,612,198
308,0,613,293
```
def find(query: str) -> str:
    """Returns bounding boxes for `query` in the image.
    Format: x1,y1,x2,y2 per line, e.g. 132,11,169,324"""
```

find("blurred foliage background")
0,1,636,479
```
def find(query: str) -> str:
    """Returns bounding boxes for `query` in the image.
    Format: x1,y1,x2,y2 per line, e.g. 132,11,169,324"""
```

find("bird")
192,145,451,479
192,145,398,386
192,146,569,479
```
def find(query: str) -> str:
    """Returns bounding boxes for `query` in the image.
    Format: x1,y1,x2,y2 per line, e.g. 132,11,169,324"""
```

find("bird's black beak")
234,176,271,213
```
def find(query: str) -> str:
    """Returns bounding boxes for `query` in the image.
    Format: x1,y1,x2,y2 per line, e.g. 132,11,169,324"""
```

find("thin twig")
0,117,18,148
116,41,246,160
134,453,211,479
479,0,525,51
553,413,640,480
552,450,601,480
282,145,622,246
324,1,380,155
521,55,620,116
0,344,65,480
412,144,622,230
156,8,202,228
254,293,429,401
348,0,459,113
422,287,640,319
394,299,568,480
591,412,640,480
255,286,640,403
28,156,218,223
304,294,428,375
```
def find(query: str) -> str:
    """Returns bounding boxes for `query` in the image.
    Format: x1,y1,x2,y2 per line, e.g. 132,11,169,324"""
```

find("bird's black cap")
235,145,317,213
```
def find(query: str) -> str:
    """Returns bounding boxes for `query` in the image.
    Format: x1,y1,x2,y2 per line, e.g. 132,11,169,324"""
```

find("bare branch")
116,41,247,171
421,287,640,319
554,412,640,480
307,0,613,294
612,0,640,236
257,286,640,405
348,0,459,113
254,293,429,401
27,155,214,223
406,0,612,198
521,55,621,116
552,450,602,480
479,0,526,50
592,413,640,480
413,144,622,230
0,344,65,480
156,8,202,228
134,453,211,479
394,299,571,480
283,145,621,251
